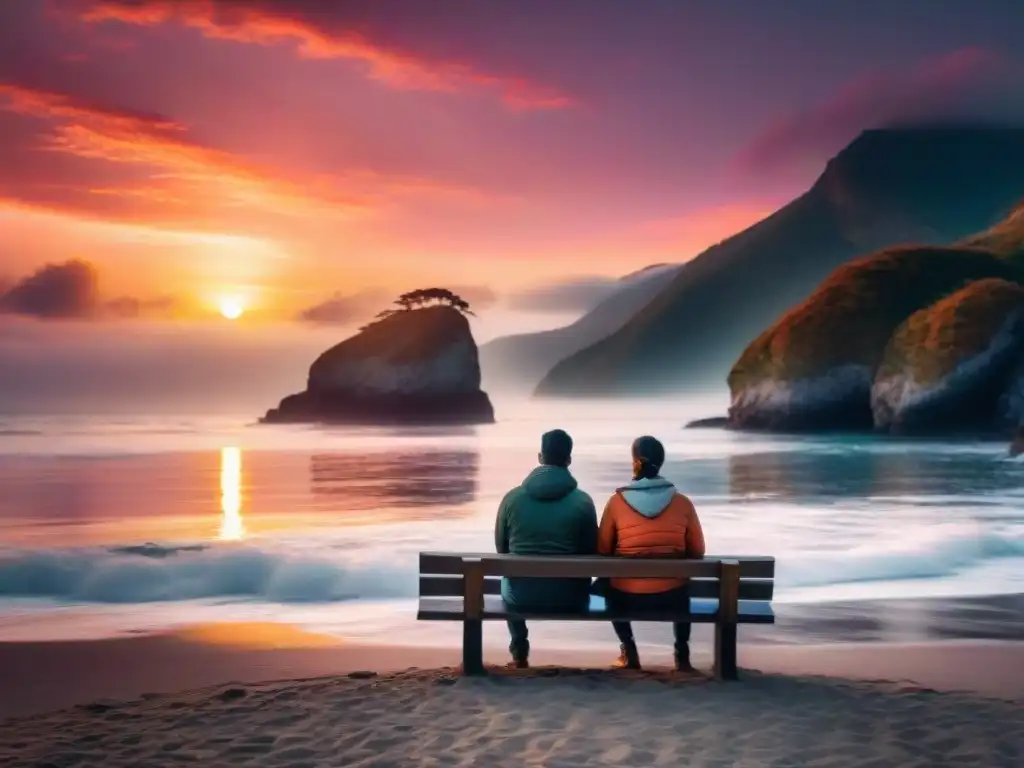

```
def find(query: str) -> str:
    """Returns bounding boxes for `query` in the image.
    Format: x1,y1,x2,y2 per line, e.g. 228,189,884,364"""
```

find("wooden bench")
417,552,775,679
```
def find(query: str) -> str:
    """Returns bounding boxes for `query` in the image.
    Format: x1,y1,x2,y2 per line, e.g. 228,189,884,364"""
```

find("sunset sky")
2,0,1023,326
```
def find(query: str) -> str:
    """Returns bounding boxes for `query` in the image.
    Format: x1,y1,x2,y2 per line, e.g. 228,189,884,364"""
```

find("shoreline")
741,591,1024,644
2,626,1022,722
1,632,1021,767
2,591,1021,647
683,417,1022,443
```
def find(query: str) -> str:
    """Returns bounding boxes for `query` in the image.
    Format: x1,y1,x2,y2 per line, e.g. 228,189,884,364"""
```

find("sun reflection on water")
219,446,244,540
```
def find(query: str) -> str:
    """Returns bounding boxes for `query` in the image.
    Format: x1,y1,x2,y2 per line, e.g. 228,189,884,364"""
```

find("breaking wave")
779,523,1024,588
0,523,1021,606
0,543,417,604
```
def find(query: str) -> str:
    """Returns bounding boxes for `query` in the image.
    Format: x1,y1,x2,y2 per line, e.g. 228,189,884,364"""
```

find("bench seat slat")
418,575,774,601
420,552,774,579
416,596,775,624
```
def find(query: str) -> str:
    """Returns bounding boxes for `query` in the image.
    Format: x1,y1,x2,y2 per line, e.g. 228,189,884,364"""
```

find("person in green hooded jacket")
495,429,598,668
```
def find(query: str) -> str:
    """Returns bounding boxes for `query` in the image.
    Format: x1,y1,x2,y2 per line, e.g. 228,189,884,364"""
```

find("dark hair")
631,435,664,480
633,459,660,480
540,428,573,467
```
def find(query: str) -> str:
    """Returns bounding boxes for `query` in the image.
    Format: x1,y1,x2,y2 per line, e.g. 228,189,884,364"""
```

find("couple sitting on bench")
494,429,706,672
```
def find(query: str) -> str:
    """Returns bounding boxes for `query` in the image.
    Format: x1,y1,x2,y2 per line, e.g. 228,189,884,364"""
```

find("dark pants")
505,599,588,661
607,585,692,659
506,618,530,661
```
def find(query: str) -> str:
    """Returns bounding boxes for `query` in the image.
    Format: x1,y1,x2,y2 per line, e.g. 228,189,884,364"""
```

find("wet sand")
746,592,1024,644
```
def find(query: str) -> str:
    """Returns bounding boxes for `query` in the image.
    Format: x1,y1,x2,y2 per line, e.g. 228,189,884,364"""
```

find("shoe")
674,650,697,674
614,642,641,670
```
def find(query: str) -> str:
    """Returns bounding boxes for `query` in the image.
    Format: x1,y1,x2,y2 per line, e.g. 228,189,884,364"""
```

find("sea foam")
0,543,417,604
1,523,1021,605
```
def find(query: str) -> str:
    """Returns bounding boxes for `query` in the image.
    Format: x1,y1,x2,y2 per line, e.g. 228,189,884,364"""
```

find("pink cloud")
737,47,1022,174
0,80,496,231
0,81,373,223
75,0,576,111
0,82,182,134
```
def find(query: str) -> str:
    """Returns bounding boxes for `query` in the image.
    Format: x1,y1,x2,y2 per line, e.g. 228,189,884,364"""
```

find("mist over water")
0,310,578,415
0,393,1021,643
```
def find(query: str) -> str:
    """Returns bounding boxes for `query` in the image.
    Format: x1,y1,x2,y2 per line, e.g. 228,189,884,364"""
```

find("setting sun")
218,296,245,320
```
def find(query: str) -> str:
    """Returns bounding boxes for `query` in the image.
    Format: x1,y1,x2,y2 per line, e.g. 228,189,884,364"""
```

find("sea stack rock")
872,279,1024,435
262,306,495,425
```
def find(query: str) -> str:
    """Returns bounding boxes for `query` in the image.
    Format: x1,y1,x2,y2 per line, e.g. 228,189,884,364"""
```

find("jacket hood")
617,477,676,518
522,465,578,501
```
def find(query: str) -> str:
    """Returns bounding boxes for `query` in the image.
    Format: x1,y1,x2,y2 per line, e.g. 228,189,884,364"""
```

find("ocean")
1,394,1022,650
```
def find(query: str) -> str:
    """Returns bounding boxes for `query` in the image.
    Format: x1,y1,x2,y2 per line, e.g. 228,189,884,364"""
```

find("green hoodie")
495,465,598,609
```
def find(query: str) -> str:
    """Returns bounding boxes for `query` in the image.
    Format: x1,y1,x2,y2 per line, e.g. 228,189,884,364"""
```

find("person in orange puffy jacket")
597,435,705,672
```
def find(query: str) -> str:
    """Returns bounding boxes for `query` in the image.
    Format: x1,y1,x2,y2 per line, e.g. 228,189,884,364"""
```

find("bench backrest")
418,552,775,601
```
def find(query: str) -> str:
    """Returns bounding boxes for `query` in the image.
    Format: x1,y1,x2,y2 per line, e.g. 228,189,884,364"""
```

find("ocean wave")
0,524,1020,605
0,544,417,604
781,524,1024,588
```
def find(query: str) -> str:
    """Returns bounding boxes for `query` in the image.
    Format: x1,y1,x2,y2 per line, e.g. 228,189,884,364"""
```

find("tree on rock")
392,288,474,316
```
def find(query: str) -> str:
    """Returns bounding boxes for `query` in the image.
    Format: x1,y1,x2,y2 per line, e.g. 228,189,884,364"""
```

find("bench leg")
714,623,738,681
462,619,485,675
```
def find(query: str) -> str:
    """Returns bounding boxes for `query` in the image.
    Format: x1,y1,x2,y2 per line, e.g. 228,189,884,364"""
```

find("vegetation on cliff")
876,278,1024,387
363,288,475,330
728,246,1022,393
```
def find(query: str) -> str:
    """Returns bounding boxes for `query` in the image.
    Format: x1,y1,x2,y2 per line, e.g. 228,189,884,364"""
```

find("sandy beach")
1,627,1021,767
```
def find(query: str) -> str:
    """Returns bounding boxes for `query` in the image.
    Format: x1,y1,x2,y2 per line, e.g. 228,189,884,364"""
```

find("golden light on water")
174,622,342,649
219,446,244,540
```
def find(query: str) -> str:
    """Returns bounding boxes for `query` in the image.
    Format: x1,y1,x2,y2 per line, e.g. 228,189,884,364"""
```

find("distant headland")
680,202,1024,439
535,126,1024,398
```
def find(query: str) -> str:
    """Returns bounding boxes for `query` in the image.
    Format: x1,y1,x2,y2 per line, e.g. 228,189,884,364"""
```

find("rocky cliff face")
998,362,1024,429
726,203,1024,436
309,335,480,396
262,306,495,425
727,246,1019,431
872,279,1024,434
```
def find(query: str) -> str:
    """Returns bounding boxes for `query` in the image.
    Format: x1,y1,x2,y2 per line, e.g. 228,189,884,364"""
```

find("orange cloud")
78,1,575,110
0,81,493,233
48,123,374,216
0,82,373,218
0,82,182,134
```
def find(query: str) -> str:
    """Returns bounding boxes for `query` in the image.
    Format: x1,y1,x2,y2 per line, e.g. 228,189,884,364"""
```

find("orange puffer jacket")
597,477,706,594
